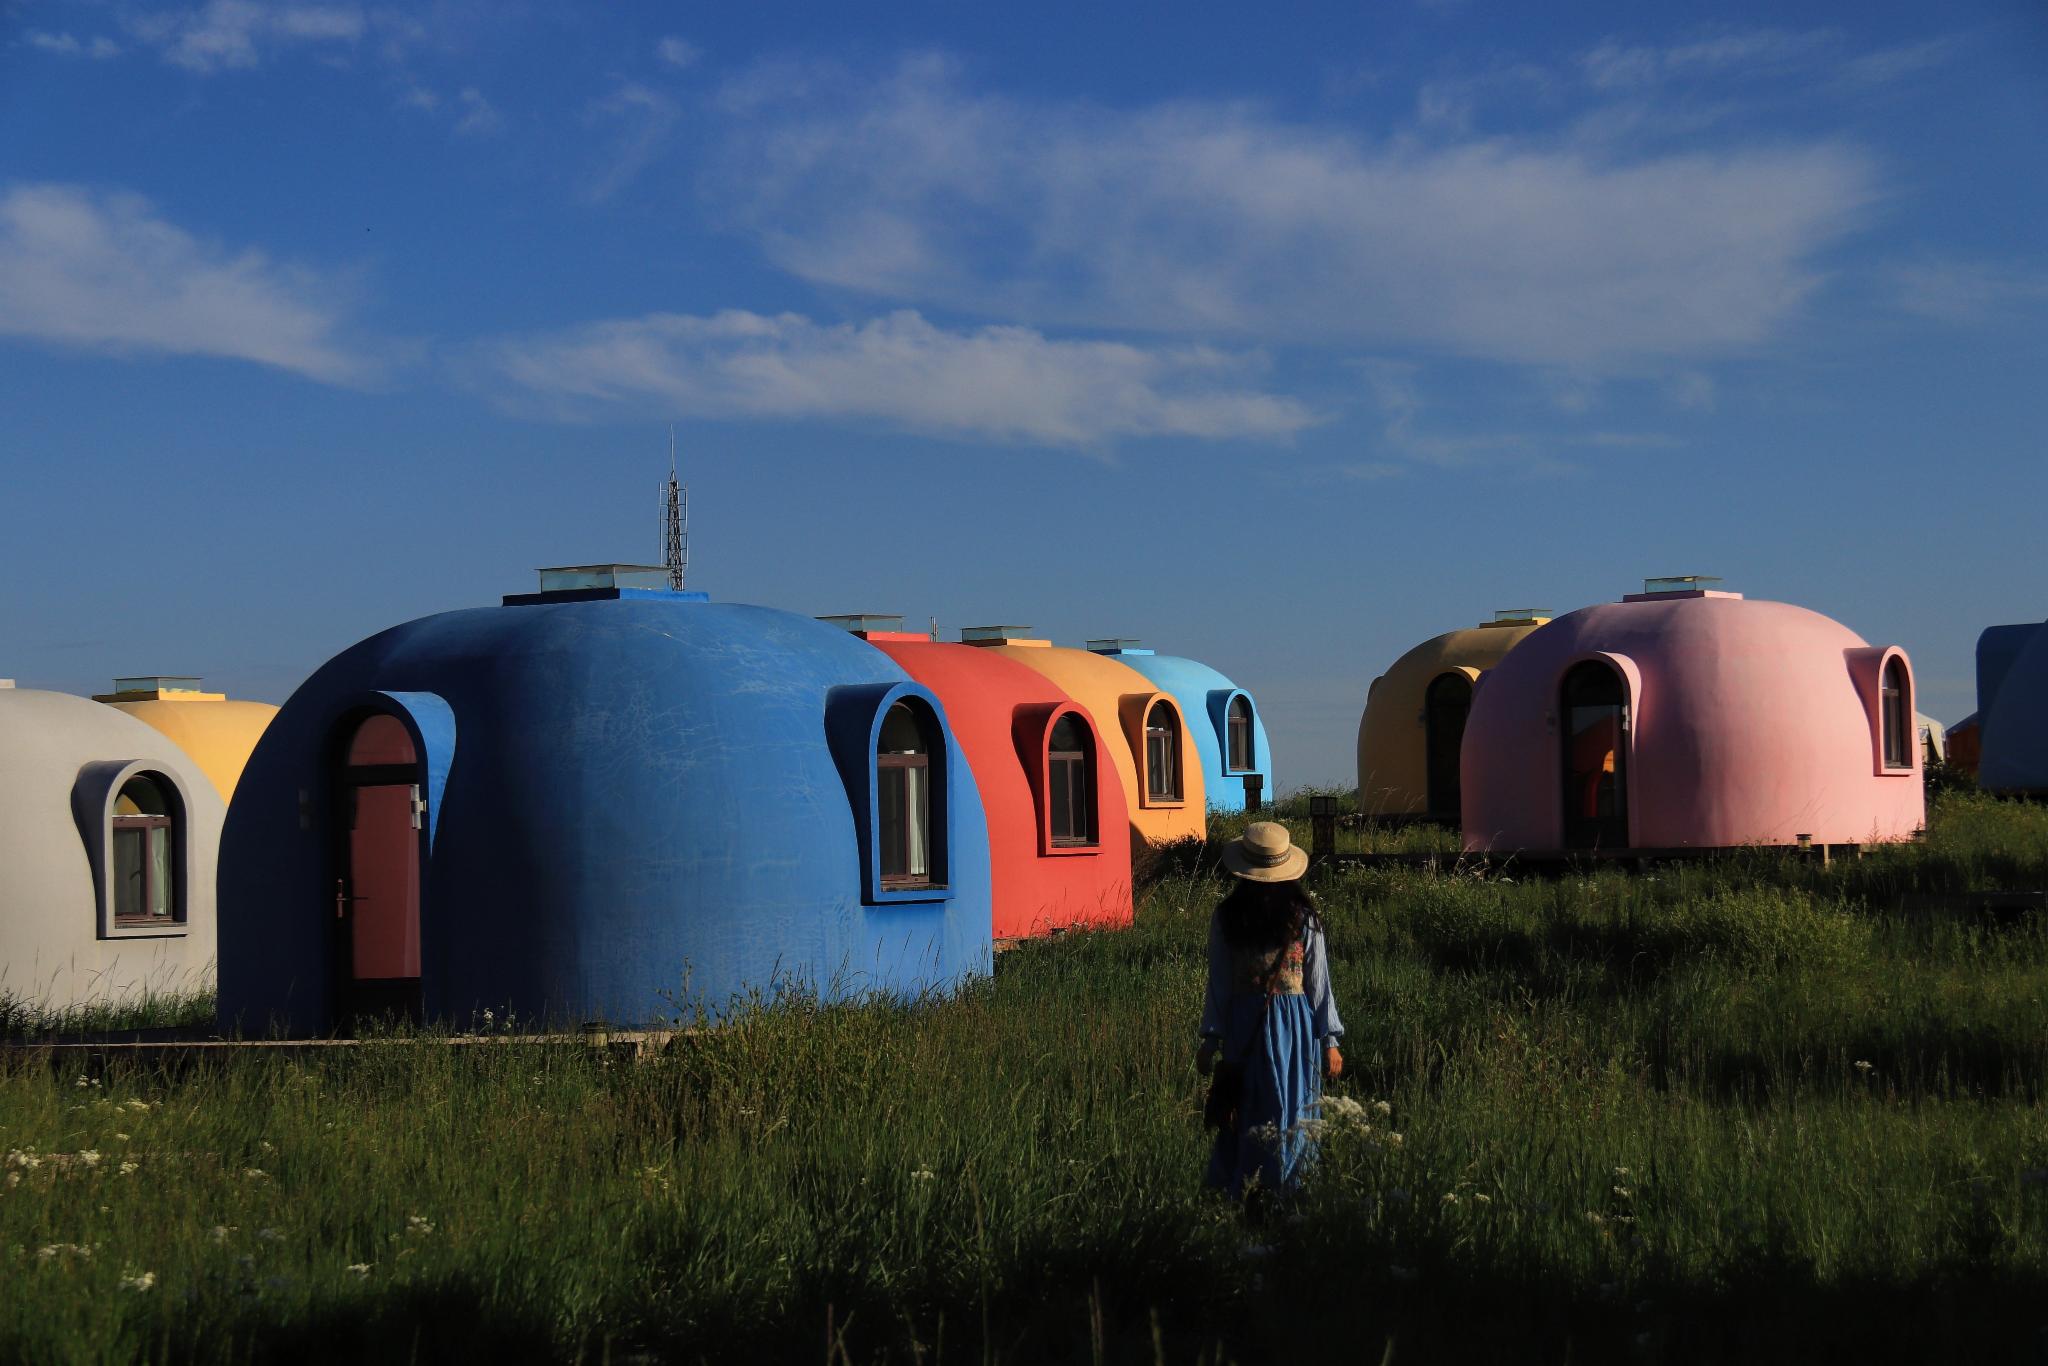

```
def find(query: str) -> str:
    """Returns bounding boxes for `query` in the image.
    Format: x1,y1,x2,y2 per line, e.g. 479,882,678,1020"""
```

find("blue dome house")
1977,619,2048,795
217,568,993,1036
1083,640,1275,811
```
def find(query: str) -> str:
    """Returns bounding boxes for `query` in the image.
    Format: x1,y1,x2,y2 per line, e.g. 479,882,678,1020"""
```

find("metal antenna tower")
662,426,689,591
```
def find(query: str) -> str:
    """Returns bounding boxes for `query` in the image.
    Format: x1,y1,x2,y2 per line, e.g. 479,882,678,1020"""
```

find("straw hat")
1222,821,1308,883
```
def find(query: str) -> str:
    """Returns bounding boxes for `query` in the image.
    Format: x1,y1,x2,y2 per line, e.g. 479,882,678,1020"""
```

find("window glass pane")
114,775,168,817
348,714,417,767
148,825,173,919
879,768,908,878
1050,756,1075,839
1050,714,1087,753
903,765,929,877
879,703,927,755
113,827,144,920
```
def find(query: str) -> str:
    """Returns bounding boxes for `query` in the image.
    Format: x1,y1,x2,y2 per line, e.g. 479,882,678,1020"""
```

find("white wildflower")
256,1228,283,1243
1372,1100,1393,1118
405,1215,434,1236
258,1141,275,1154
76,1151,100,1169
909,1167,935,1182
119,1270,156,1292
75,1076,100,1089
117,1161,138,1176
123,1099,152,1113
1441,1192,1460,1206
345,1262,373,1277
243,1169,268,1181
1472,1192,1492,1205
1586,1211,1608,1228
1386,1132,1404,1149
1613,1185,1634,1199
1322,1096,1367,1122
209,1226,237,1244
7,1150,41,1171
1855,1059,1874,1074
113,1133,130,1143
1613,1166,1631,1179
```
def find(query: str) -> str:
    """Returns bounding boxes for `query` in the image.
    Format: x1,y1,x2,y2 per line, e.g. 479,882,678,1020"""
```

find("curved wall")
217,596,993,1035
872,640,1133,938
0,689,222,1010
1356,620,1546,816
1461,594,1924,851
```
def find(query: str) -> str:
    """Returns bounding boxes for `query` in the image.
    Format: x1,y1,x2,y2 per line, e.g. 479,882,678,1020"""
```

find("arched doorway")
1560,662,1629,850
334,712,423,1024
1423,672,1471,820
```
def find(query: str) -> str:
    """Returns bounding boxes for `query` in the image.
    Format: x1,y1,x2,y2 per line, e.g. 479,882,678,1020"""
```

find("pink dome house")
1460,578,1925,853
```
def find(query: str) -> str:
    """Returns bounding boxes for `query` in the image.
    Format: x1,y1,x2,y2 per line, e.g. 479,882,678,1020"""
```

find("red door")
337,714,423,1023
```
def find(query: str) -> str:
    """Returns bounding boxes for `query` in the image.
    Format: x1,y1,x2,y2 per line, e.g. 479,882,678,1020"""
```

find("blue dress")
1200,909,1344,1197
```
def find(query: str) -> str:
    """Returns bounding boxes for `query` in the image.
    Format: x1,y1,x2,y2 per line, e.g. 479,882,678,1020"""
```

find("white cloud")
587,81,682,201
453,87,501,136
0,183,373,384
482,308,1318,447
655,36,700,70
702,56,1878,369
26,31,123,58
128,1,367,73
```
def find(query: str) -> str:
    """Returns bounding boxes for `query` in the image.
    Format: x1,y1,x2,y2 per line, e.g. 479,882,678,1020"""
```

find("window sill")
103,922,189,941
1139,797,1187,810
867,883,953,906
1043,840,1101,858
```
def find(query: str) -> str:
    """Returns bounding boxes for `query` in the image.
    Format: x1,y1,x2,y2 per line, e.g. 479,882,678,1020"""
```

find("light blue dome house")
217,568,993,1036
1977,619,2048,795
1083,640,1275,811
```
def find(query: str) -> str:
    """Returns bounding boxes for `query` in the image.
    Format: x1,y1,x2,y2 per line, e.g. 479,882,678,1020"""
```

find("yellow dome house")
958,627,1206,846
1356,611,1551,820
94,677,279,802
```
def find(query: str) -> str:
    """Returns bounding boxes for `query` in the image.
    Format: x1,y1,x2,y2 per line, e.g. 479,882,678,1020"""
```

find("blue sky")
2,0,2044,789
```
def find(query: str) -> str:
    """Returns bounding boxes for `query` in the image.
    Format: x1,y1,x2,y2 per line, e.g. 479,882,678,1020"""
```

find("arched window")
1423,672,1472,819
1881,657,1911,769
1560,662,1628,850
1048,712,1097,848
111,774,179,926
1145,700,1182,802
1226,695,1254,772
878,702,937,888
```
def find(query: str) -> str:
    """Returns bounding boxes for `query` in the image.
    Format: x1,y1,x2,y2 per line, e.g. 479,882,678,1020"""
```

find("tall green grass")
2,792,2047,1363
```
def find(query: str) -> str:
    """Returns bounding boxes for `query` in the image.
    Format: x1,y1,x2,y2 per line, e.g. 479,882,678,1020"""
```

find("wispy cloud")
587,81,682,201
0,183,374,384
128,1,369,73
1890,257,2048,325
25,31,122,59
480,308,1318,447
702,54,1878,369
1579,29,1837,90
655,36,700,70
453,87,501,136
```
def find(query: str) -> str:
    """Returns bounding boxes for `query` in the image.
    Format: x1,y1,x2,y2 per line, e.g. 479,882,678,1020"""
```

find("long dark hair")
1217,877,1320,952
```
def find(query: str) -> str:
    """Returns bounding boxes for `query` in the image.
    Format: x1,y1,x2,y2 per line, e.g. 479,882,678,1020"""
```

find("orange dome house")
1460,578,1924,853
94,676,279,802
824,617,1134,938
955,627,1207,847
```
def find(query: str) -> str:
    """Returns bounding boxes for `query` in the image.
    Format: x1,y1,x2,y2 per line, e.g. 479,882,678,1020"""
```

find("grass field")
3,793,2047,1364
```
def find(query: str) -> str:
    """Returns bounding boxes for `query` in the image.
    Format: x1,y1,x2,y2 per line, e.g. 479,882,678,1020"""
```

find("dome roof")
218,596,992,1032
1979,620,2048,793
1461,593,1922,850
103,698,279,801
1102,650,1274,812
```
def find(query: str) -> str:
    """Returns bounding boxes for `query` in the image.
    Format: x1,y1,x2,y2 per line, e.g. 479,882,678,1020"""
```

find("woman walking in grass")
1197,821,1344,1200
